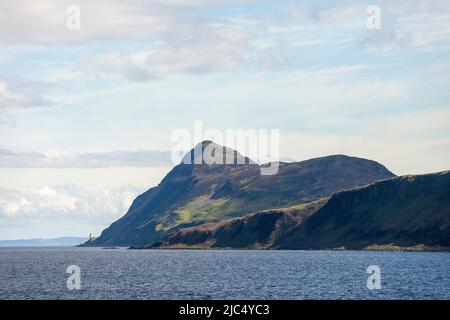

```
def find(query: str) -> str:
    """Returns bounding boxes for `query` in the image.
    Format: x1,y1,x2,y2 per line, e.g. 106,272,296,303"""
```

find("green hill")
150,171,450,251
83,141,394,247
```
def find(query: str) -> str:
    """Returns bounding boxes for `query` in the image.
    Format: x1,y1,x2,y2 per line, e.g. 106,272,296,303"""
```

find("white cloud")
79,52,156,82
0,184,142,222
0,146,173,168
289,0,450,51
151,0,255,6
280,105,450,175
245,65,410,112
0,77,53,109
0,0,255,45
142,27,253,75
359,0,450,51
0,0,290,81
68,19,288,81
291,2,366,26
0,1,168,45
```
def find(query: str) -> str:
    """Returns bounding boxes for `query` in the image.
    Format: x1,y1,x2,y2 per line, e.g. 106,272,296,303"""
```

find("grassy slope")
146,199,328,249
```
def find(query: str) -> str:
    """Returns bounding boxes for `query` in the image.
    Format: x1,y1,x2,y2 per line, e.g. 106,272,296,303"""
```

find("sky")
0,0,449,239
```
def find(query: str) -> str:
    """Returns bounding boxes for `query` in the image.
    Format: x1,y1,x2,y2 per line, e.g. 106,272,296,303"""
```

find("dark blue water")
0,247,449,300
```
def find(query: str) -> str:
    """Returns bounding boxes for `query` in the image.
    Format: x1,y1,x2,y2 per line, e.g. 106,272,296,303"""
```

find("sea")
0,247,449,300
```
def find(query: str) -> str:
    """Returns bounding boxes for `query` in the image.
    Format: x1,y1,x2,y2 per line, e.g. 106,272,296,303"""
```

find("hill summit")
83,141,395,247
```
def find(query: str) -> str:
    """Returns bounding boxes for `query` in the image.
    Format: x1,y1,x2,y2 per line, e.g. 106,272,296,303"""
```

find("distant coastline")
0,237,88,247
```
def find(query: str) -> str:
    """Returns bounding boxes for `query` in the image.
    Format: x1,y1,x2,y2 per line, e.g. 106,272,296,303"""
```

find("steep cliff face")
83,141,395,247
277,171,450,249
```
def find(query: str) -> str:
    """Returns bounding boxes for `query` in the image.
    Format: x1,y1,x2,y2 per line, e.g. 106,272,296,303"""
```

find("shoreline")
124,244,450,252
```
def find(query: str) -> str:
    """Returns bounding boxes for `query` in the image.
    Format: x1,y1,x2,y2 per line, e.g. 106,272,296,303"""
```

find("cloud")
69,150,172,167
0,0,254,45
289,0,450,51
0,1,167,45
142,27,253,75
359,0,450,51
152,0,255,6
11,0,449,85
69,18,289,81
79,53,156,82
1,1,449,60
280,105,450,175
0,77,53,109
0,146,173,168
291,2,366,26
0,184,141,222
0,0,291,81
260,65,409,112
0,146,46,167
